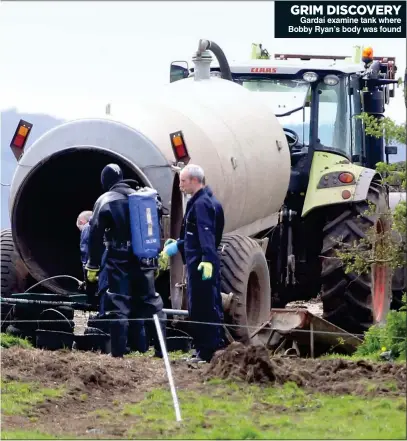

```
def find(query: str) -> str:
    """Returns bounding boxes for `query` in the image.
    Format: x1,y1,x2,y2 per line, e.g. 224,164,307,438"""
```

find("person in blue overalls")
77,210,108,313
162,164,225,363
85,164,166,358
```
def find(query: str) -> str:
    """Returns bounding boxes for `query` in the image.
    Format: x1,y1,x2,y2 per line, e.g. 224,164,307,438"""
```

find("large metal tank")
9,61,291,294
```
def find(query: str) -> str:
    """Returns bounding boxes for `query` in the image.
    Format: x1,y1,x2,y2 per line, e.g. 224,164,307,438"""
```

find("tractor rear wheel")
320,182,392,335
1,229,30,297
391,266,406,310
219,234,271,344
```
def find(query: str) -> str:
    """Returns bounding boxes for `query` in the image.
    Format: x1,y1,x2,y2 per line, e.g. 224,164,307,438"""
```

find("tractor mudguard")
302,151,380,217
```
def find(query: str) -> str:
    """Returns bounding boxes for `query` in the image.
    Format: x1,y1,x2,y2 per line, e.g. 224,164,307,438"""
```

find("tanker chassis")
1,40,399,345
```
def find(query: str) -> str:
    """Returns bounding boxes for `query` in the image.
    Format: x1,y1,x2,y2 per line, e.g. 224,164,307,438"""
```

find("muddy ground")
206,343,406,396
1,342,406,438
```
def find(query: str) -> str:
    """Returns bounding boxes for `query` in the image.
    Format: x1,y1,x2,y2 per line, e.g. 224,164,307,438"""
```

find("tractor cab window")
236,78,311,146
316,76,353,158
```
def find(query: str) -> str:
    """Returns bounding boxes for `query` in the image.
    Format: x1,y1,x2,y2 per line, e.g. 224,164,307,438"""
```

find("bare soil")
1,344,405,438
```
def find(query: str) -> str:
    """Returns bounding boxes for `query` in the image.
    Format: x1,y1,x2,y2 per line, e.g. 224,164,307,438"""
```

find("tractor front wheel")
320,182,392,335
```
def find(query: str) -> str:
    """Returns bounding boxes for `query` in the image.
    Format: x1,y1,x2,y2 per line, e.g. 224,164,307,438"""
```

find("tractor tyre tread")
1,229,29,296
321,181,392,334
218,234,271,344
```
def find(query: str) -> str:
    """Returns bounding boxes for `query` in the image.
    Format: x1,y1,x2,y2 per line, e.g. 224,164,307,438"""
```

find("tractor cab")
170,48,399,173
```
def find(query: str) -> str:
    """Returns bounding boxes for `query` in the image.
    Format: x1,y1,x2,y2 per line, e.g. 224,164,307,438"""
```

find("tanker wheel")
1,229,30,297
219,234,271,344
320,182,392,335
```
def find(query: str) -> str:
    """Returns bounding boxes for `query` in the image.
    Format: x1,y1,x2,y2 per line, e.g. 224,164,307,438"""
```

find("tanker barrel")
9,69,291,296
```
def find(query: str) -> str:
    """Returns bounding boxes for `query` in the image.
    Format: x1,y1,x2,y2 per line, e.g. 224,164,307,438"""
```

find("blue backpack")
128,188,161,260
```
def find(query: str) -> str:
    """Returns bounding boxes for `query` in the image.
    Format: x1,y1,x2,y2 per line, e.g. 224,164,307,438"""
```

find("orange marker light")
18,126,29,137
173,136,183,147
338,172,355,184
362,47,374,63
362,47,373,58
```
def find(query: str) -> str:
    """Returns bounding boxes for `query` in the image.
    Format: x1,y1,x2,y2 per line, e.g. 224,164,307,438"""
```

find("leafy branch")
375,161,406,191
355,112,406,146
334,189,406,277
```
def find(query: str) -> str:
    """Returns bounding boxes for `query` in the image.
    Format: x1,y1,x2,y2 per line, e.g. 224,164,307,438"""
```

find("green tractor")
171,41,401,335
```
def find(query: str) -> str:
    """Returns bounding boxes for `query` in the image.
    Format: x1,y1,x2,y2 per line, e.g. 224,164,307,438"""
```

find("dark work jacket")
204,186,225,249
178,186,225,267
80,223,91,266
86,182,135,270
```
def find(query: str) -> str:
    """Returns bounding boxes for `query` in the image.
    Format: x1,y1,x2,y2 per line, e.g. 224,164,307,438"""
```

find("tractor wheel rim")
373,264,386,322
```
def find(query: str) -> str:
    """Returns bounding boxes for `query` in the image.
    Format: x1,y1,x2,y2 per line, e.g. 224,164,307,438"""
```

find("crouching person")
85,164,166,357
77,210,108,311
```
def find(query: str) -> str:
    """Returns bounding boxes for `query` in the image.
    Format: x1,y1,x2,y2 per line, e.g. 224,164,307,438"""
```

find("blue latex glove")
164,238,177,247
163,241,178,257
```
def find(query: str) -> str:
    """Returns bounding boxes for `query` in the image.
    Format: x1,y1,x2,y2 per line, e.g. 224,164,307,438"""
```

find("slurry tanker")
2,40,401,343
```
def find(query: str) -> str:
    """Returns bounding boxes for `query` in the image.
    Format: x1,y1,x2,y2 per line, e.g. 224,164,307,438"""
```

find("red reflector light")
13,134,26,148
170,131,190,165
342,190,352,200
175,144,187,159
338,172,354,184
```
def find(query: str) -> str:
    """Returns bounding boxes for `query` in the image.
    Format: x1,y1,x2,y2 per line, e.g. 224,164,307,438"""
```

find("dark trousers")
186,260,224,361
97,251,109,315
82,251,108,313
103,250,166,357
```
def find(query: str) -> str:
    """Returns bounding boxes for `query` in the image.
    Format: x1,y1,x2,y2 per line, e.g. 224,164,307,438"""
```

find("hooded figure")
85,163,166,357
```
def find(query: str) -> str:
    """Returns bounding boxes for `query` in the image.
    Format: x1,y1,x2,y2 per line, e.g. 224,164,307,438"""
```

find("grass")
1,343,405,439
320,352,383,362
125,347,194,361
2,379,405,440
320,352,406,363
0,333,32,349
119,381,406,439
1,381,65,416
0,431,57,440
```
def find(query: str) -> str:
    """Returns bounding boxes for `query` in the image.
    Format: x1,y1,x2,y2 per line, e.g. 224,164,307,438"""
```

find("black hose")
199,40,233,82
121,179,141,189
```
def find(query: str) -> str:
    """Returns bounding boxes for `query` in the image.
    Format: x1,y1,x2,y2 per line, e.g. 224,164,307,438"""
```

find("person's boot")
186,349,209,364
109,313,128,357
186,354,207,364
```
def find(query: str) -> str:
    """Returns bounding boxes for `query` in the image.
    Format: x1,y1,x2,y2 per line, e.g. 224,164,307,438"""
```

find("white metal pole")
153,314,182,422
